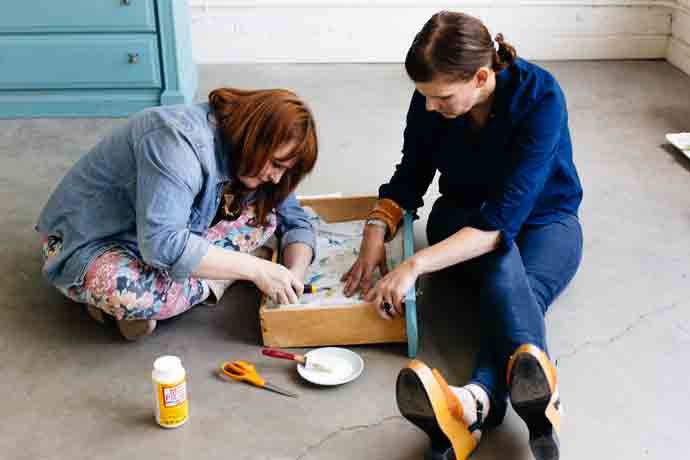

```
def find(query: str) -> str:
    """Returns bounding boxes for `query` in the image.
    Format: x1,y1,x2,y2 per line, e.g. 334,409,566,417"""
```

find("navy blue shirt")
380,58,583,248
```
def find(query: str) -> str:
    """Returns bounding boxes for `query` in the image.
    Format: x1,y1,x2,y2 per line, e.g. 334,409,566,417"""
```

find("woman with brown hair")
343,11,582,460
37,88,318,340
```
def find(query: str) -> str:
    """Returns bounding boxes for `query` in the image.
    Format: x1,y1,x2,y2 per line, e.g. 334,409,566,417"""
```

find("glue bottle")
152,355,189,428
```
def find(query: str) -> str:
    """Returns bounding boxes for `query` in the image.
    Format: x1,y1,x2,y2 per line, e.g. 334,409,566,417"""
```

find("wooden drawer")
0,0,156,33
259,196,419,357
0,35,161,90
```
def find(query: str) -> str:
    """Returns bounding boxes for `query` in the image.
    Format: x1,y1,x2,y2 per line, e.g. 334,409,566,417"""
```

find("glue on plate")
298,348,363,386
317,357,352,379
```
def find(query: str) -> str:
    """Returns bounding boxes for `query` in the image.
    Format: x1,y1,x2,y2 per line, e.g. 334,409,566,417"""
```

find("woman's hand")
251,258,304,305
364,258,420,320
283,242,312,284
342,224,387,297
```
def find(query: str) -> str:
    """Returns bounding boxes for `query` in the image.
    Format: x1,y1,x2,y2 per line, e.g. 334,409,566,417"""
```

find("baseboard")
668,37,690,75
188,1,673,62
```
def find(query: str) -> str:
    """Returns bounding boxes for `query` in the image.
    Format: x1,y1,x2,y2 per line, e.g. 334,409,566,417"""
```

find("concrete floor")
1,61,690,460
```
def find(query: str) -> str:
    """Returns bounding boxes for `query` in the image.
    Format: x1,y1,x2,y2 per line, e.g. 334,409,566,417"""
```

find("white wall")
187,0,688,76
188,1,674,62
668,0,690,74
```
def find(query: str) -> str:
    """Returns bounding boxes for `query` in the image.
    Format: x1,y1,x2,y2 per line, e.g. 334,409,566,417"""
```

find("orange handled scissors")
220,360,298,398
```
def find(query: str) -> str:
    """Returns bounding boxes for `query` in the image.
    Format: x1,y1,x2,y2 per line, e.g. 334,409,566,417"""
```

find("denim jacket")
37,103,316,287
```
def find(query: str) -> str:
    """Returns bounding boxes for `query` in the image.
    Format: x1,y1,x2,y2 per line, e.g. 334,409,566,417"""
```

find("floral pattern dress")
41,206,277,320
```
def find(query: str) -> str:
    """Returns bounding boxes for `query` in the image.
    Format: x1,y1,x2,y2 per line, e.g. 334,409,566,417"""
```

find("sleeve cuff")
472,205,514,251
169,233,211,282
367,198,404,242
281,227,317,263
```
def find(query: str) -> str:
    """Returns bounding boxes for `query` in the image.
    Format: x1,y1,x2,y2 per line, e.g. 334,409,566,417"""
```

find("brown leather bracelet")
366,198,403,241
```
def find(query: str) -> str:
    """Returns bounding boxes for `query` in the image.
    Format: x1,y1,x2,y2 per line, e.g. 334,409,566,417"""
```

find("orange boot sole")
396,360,477,460
507,344,561,460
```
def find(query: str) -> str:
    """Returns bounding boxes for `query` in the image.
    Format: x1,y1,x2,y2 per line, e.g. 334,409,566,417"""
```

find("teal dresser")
0,0,197,118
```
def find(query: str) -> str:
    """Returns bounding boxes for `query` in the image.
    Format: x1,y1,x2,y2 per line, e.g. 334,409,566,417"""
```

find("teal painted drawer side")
0,0,156,33
0,35,162,90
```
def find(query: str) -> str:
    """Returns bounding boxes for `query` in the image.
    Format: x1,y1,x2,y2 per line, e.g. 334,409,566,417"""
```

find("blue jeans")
426,196,583,428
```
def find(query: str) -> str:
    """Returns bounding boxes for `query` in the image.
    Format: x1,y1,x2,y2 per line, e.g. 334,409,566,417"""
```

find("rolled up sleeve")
275,193,317,261
471,90,564,249
134,127,210,282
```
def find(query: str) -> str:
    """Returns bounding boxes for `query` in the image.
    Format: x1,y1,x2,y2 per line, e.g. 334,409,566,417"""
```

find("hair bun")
404,12,517,81
493,32,516,68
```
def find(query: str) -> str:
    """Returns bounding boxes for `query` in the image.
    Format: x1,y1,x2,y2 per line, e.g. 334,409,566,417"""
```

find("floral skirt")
41,208,277,321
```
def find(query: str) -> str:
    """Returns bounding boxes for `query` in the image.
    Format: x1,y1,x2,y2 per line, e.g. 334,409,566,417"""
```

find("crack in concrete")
295,415,404,460
557,302,683,361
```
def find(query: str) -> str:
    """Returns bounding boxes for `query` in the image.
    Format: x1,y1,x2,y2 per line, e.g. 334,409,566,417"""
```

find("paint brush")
303,283,333,294
261,348,333,373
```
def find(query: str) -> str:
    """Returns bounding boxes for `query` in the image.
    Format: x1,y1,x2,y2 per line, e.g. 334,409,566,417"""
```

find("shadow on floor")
661,142,690,174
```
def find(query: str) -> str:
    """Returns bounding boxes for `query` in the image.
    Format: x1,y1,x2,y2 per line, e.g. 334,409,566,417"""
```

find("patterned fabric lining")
268,207,403,308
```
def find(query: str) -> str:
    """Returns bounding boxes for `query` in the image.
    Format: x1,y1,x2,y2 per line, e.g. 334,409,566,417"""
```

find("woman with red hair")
37,88,318,340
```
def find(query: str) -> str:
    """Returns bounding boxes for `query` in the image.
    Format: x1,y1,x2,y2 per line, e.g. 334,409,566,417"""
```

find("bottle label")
156,379,188,427
163,383,186,407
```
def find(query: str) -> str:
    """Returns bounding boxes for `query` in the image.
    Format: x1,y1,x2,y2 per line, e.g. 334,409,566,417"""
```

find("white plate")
666,132,690,159
297,347,364,386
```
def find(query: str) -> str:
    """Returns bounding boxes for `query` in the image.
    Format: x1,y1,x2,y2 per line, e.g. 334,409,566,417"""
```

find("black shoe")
507,345,561,460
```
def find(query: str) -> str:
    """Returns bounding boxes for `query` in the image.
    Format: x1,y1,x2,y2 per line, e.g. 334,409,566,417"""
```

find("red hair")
209,87,318,224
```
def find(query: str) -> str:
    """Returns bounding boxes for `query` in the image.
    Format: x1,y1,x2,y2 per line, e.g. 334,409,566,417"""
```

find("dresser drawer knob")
128,53,139,64
121,0,131,5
